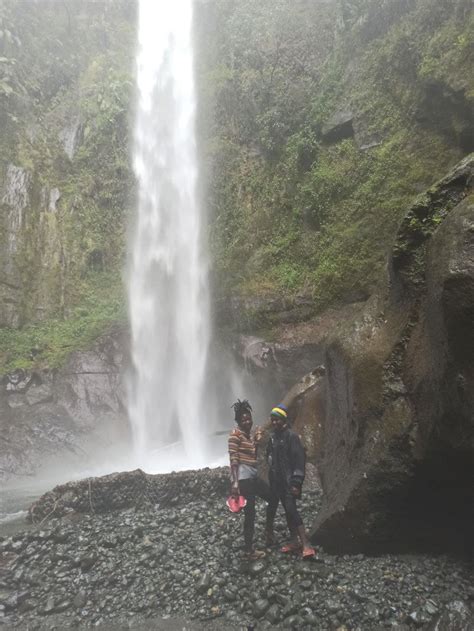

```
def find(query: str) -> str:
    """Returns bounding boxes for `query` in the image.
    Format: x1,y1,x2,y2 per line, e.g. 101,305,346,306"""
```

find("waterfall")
127,0,211,471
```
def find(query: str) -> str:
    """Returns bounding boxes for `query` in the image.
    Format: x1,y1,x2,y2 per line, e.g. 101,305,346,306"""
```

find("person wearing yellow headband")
265,404,316,559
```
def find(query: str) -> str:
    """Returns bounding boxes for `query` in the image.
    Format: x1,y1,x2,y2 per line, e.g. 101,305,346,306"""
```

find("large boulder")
308,154,473,552
321,109,354,144
234,333,325,396
27,467,229,523
0,329,128,483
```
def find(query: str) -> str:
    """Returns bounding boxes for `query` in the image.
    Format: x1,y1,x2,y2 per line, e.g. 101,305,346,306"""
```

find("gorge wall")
0,2,135,481
0,0,134,351
198,0,473,324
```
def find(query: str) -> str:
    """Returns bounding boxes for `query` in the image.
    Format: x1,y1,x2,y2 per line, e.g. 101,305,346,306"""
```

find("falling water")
127,0,211,471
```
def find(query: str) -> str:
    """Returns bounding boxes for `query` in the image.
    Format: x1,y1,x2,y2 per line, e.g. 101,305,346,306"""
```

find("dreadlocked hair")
232,399,252,423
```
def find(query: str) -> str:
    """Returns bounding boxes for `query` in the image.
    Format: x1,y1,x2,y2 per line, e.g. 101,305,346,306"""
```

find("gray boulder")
322,109,354,143
0,329,128,483
307,155,474,552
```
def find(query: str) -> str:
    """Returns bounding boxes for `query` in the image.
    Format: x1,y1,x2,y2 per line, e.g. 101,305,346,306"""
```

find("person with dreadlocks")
228,399,277,559
266,404,316,559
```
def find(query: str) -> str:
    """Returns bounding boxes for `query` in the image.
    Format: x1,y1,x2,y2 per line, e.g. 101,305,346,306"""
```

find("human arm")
253,425,264,448
288,432,305,496
228,432,241,497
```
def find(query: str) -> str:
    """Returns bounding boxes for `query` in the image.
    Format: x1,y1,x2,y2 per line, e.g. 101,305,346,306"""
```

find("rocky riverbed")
0,468,472,630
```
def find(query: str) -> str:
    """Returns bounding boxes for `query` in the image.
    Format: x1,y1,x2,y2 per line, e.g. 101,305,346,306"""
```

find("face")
270,415,286,432
239,411,253,433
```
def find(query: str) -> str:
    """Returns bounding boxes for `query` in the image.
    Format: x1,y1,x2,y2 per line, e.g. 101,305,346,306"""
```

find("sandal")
302,546,316,559
280,542,302,553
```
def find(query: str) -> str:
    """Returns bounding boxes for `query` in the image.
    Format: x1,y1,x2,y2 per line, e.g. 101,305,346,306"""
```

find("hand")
289,485,301,498
254,426,263,443
231,482,240,498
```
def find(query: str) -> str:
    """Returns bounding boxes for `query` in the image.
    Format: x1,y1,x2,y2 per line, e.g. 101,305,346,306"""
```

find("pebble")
0,468,471,630
253,598,269,618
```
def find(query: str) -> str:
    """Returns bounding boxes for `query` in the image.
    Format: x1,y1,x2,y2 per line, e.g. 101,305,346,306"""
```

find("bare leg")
296,524,316,557
296,524,310,548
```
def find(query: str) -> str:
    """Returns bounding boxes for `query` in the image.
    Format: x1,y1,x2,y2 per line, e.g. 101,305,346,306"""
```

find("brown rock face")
309,155,474,553
0,330,128,482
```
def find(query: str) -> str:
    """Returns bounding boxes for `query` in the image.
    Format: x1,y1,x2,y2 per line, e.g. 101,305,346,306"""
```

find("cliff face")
199,0,473,324
0,2,137,481
0,329,128,482
255,156,473,553
201,2,473,553
1,0,472,371
0,1,134,369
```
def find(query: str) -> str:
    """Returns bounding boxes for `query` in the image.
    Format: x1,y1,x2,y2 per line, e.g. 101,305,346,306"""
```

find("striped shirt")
228,428,258,479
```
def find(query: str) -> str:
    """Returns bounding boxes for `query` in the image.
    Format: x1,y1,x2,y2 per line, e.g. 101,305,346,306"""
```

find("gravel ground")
0,470,472,630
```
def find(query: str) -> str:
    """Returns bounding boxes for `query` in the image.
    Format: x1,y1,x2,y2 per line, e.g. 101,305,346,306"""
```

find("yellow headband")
271,406,288,419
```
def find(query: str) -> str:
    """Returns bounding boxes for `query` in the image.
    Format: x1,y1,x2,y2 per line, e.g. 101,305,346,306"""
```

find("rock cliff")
0,330,128,482
268,155,473,553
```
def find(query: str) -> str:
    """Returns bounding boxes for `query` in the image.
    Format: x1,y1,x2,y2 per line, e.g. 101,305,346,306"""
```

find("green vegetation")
0,1,134,369
1,0,473,369
0,271,126,372
198,0,473,319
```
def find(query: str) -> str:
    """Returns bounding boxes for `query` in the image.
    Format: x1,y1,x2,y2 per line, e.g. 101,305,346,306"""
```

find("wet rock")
0,467,471,630
101,535,118,549
425,599,439,616
60,116,83,160
0,331,127,485
409,607,431,626
42,596,56,615
28,467,230,523
223,589,236,602
284,613,304,628
305,614,319,626
281,601,299,618
25,384,53,406
54,599,71,613
196,572,211,595
51,529,70,544
253,598,269,618
47,187,61,213
249,560,266,576
4,590,29,611
79,554,97,571
327,599,342,613
266,603,281,624
73,590,87,608
366,603,380,620
426,600,473,630
322,109,354,143
310,156,474,553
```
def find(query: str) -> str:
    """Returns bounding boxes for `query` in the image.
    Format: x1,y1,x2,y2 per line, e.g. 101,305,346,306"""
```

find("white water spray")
127,0,211,471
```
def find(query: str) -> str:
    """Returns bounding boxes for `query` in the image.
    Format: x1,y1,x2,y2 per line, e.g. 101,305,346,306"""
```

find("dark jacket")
266,428,305,491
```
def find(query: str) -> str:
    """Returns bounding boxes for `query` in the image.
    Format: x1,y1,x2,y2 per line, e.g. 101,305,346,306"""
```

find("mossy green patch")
0,271,126,373
201,0,472,322
0,1,134,352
